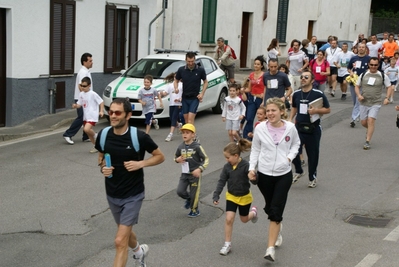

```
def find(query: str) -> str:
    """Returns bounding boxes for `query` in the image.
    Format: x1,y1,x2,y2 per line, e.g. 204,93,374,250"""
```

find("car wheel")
212,88,227,114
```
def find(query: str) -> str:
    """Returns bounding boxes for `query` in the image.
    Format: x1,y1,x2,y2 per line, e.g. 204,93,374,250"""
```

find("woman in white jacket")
248,97,300,262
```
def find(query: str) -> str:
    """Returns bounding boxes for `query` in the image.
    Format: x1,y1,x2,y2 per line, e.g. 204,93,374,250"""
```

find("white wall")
0,0,158,78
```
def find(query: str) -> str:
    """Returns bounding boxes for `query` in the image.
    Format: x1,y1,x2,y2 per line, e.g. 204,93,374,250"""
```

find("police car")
102,49,229,120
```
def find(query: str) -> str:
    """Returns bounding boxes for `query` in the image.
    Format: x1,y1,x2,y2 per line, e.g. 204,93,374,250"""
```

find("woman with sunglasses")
289,70,330,188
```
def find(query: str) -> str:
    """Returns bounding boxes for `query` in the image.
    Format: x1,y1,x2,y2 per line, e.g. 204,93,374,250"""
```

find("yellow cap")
180,123,196,133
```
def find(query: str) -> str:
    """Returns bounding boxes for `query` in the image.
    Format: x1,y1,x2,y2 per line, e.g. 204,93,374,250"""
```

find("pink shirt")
310,59,330,83
267,121,287,145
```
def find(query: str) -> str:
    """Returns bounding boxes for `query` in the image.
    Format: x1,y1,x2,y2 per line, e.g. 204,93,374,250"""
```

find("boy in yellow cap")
174,123,209,217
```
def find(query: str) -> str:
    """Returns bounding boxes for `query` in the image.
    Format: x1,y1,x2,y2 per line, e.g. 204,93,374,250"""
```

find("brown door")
240,12,250,68
0,9,6,127
55,81,65,109
307,21,314,41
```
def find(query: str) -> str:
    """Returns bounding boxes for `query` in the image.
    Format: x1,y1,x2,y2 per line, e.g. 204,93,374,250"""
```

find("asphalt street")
1,84,399,267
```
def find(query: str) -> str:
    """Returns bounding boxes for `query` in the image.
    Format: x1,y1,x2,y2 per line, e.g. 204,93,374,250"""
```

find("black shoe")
350,121,355,128
341,94,346,100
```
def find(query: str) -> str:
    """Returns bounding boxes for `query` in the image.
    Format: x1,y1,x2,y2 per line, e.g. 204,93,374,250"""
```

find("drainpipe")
148,1,166,54
48,78,56,114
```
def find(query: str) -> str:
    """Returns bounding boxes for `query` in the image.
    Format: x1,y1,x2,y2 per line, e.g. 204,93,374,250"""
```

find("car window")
199,58,216,75
124,59,185,79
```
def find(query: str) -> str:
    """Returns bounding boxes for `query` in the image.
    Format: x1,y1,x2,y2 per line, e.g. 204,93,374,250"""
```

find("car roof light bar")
154,48,200,55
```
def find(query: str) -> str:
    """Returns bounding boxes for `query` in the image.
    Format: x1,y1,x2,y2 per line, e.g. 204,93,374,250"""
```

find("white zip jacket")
249,120,300,176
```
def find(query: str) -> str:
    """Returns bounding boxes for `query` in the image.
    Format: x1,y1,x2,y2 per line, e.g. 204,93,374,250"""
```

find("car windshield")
123,58,186,79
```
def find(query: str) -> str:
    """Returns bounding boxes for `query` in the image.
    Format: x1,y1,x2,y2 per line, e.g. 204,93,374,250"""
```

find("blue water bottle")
104,153,113,178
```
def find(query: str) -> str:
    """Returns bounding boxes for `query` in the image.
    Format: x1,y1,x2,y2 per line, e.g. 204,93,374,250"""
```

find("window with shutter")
50,0,75,75
276,0,289,43
201,0,217,44
104,5,140,73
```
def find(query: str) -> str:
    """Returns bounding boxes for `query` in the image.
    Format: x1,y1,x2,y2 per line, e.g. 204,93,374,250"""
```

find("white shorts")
225,119,240,131
359,105,381,120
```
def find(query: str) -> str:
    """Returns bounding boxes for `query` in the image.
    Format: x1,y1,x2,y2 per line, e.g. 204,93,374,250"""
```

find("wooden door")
240,12,250,68
0,9,6,127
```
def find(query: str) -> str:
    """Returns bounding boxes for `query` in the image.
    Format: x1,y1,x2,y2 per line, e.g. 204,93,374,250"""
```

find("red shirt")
310,59,330,83
249,72,265,95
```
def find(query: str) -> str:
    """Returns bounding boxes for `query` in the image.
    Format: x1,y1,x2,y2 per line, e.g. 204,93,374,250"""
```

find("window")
199,58,216,75
50,0,75,75
276,0,289,43
201,0,217,44
264,0,268,20
104,5,139,73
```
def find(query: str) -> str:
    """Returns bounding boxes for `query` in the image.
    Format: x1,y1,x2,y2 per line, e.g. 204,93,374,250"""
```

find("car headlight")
103,86,112,98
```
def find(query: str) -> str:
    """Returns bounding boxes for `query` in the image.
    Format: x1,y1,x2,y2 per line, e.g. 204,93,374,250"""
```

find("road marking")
355,254,381,267
383,224,399,242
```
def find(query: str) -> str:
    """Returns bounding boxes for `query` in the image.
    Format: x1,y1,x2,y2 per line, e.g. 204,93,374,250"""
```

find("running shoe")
133,244,149,267
165,133,173,142
308,178,317,188
363,141,370,150
187,209,200,218
292,172,304,184
350,120,355,128
219,244,231,256
264,246,275,262
153,119,159,130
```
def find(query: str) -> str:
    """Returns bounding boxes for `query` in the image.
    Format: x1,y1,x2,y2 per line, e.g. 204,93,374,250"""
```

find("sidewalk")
0,109,77,142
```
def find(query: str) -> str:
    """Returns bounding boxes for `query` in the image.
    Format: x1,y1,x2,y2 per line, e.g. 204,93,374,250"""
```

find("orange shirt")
383,41,399,57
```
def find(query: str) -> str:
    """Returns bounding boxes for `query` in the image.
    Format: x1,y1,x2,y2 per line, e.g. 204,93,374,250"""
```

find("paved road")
1,91,399,267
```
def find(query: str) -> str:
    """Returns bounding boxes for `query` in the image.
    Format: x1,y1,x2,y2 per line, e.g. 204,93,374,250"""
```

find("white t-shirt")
74,66,92,99
287,50,308,76
307,43,318,56
267,48,279,62
326,47,342,66
76,90,103,122
384,66,399,82
366,42,382,58
164,82,182,107
335,51,355,77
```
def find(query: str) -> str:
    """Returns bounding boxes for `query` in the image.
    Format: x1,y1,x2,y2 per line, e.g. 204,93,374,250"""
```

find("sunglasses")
369,64,378,67
300,75,310,80
80,84,89,88
108,110,123,116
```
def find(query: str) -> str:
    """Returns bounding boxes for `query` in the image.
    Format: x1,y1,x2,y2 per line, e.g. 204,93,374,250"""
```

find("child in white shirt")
222,84,246,142
72,77,104,153
385,58,399,98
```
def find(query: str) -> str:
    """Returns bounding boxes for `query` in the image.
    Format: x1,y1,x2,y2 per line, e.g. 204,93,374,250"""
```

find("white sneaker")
264,246,275,262
153,119,159,130
89,147,98,153
292,172,304,184
219,244,231,256
133,244,149,267
165,133,173,142
275,223,283,247
308,178,317,188
63,136,74,145
251,206,258,223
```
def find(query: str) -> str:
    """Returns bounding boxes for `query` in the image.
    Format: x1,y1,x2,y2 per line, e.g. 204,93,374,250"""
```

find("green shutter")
276,0,289,43
201,0,217,43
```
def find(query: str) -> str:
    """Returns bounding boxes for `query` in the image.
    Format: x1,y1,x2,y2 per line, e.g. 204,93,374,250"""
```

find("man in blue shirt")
174,52,208,124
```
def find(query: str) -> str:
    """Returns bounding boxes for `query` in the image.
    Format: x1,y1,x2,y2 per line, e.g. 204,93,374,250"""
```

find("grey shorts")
107,192,145,226
225,119,240,130
220,64,235,79
359,104,381,120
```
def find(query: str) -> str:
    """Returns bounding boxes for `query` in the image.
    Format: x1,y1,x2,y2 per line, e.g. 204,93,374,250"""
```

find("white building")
0,0,371,126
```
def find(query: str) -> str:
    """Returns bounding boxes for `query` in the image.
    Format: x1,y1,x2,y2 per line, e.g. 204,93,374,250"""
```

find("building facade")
0,0,371,126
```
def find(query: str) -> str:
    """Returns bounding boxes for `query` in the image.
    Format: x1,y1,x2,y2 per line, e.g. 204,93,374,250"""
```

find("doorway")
0,8,6,127
240,12,250,68
307,21,314,41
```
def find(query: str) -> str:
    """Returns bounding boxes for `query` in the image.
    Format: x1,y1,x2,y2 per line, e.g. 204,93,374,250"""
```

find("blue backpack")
99,126,140,152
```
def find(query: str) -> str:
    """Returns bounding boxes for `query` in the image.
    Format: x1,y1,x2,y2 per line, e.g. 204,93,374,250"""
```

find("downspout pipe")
148,3,166,55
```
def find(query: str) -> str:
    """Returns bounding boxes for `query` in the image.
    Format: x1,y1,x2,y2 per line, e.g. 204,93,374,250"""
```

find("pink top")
310,59,330,83
267,121,287,145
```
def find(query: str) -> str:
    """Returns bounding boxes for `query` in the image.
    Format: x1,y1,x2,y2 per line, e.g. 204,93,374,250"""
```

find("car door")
198,58,218,109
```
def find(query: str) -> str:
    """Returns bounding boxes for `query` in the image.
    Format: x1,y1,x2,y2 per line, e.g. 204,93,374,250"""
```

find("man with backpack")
215,37,236,84
354,57,393,150
95,98,165,267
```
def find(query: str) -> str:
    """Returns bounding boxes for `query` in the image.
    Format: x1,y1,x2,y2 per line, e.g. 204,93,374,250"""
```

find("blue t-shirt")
263,71,291,101
347,55,371,76
292,88,330,124
175,65,207,99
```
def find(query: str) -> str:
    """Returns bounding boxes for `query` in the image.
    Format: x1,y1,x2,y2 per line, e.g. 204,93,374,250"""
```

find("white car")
102,50,229,120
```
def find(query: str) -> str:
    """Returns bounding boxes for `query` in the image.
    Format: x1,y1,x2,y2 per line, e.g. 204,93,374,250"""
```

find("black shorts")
337,74,349,84
225,199,251,216
329,67,338,76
